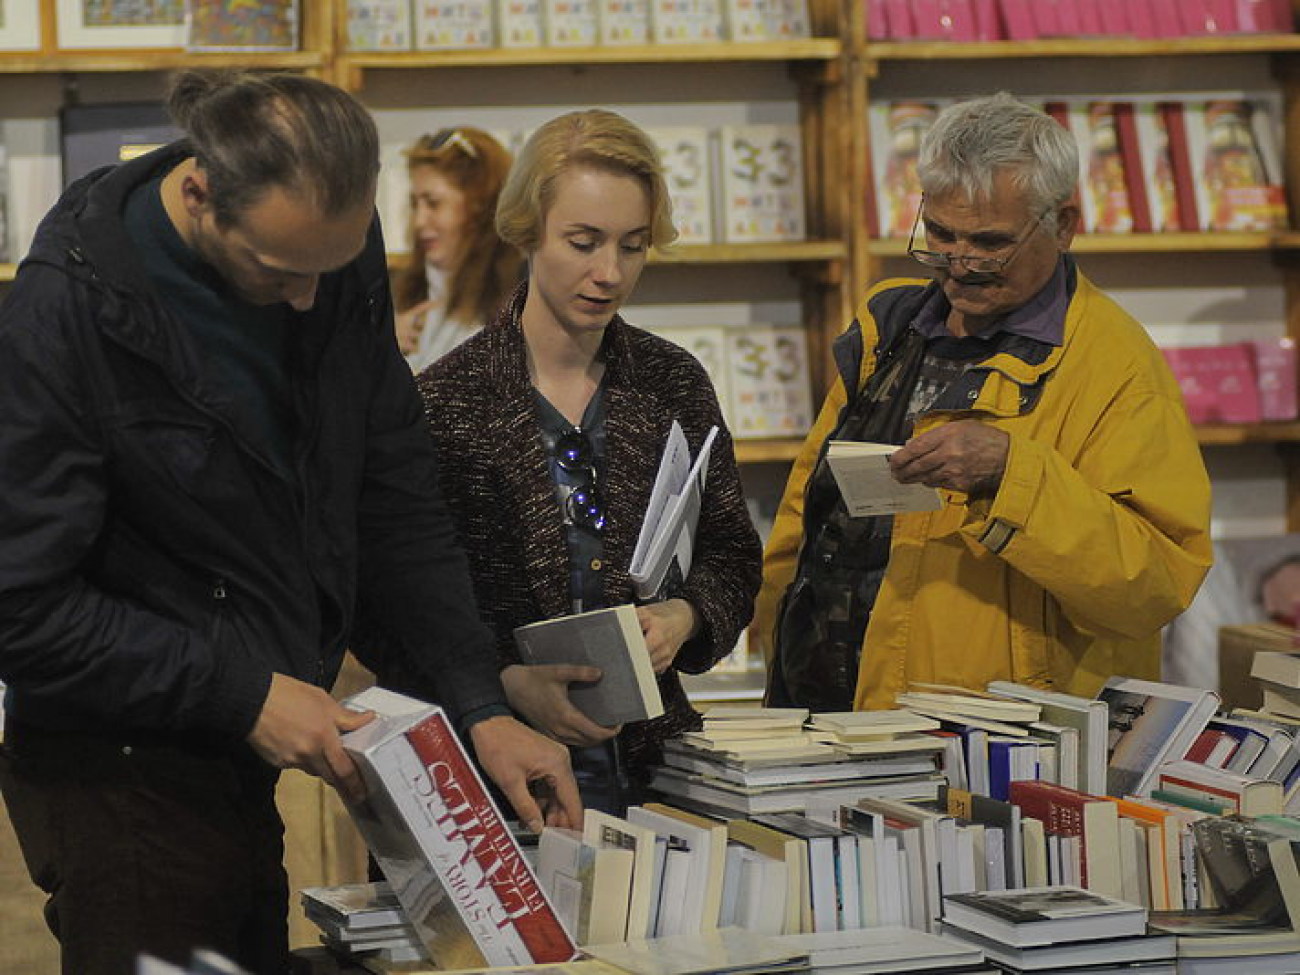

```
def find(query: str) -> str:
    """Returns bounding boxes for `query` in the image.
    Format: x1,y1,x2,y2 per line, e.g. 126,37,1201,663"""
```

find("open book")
629,421,719,601
824,440,941,517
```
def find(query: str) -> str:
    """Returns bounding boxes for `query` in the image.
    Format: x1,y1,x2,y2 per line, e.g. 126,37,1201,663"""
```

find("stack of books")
651,708,946,815
300,882,425,966
939,885,1175,975
770,926,992,974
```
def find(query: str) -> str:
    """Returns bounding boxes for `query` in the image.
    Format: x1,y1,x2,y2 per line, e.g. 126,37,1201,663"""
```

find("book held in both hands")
514,604,665,726
630,420,718,602
339,687,579,970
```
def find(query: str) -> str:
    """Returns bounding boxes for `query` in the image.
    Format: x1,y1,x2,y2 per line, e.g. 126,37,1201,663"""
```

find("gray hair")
918,92,1078,230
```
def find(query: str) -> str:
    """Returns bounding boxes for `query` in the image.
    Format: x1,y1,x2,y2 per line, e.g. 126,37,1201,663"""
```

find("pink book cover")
1093,0,1131,36
944,0,979,39
1056,0,1085,35
882,0,915,37
867,0,891,39
1130,0,1167,38
1162,345,1262,425
1268,0,1294,31
1252,337,1299,421
971,0,1002,38
1209,0,1242,31
1031,0,1064,36
910,0,944,37
996,0,1038,39
1075,0,1105,35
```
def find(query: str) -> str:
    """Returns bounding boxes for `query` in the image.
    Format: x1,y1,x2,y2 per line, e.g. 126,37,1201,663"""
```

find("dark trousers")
0,720,289,975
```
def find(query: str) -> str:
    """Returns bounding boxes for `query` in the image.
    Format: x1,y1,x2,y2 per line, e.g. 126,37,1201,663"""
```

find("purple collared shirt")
910,258,1069,346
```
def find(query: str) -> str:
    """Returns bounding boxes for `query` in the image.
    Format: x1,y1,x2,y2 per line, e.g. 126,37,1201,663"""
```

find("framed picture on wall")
0,0,43,50
55,0,187,50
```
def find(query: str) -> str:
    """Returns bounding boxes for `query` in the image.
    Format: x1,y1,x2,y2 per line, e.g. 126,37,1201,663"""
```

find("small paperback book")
340,687,578,969
629,420,718,601
824,441,941,517
514,604,665,726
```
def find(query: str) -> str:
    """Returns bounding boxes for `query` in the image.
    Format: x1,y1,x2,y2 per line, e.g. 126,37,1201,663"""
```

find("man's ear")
179,166,212,218
1055,202,1082,248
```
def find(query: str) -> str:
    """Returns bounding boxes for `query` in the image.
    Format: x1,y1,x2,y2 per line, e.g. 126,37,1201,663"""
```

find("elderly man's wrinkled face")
919,169,1077,336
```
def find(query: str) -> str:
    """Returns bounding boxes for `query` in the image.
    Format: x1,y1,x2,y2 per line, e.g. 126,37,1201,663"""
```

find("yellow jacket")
755,269,1212,709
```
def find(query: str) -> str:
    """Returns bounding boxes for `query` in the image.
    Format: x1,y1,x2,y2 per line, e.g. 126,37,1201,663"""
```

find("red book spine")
1161,101,1201,231
1114,101,1152,233
1008,780,1090,886
405,715,577,963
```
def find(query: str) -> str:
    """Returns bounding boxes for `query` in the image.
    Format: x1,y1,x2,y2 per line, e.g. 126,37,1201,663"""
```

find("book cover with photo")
498,0,545,46
599,0,650,43
1070,100,1135,235
1133,100,1191,232
650,0,725,41
1184,95,1289,232
867,100,943,239
544,0,599,45
1098,676,1220,798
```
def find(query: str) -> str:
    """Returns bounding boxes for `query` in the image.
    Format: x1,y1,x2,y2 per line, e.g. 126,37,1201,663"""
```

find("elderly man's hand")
890,419,1009,498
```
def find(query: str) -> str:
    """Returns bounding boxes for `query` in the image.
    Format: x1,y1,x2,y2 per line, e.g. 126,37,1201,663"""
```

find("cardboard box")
1219,622,1296,711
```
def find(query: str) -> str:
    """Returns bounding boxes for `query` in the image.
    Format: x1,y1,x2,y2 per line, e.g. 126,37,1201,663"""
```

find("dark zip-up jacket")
0,142,505,744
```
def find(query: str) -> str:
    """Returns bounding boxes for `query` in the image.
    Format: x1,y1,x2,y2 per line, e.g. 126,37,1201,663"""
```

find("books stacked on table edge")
938,884,1176,975
300,881,426,966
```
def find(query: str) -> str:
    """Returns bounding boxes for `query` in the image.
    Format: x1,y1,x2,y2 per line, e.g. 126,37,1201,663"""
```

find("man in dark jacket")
0,70,579,975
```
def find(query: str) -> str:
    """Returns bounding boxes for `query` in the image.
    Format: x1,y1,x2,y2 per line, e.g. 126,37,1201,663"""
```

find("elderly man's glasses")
555,427,605,534
906,202,1048,278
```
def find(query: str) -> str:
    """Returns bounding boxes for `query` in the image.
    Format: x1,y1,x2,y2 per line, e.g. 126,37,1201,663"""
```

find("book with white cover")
724,0,769,40
345,0,413,50
867,100,944,239
340,687,578,969
626,804,727,936
498,0,545,45
648,127,714,245
536,827,633,946
941,884,1147,948
414,0,494,49
301,881,406,929
767,0,809,38
583,811,660,940
725,325,813,439
718,124,805,243
599,0,650,43
1098,676,1220,798
823,440,941,517
584,926,809,975
513,604,664,726
629,421,718,601
987,680,1110,797
544,0,599,45
650,0,725,41
771,925,984,971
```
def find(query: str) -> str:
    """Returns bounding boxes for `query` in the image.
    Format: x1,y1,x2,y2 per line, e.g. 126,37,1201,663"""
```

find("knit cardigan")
416,283,763,772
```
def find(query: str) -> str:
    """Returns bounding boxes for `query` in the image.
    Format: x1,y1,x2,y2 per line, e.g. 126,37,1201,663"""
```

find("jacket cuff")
202,661,273,741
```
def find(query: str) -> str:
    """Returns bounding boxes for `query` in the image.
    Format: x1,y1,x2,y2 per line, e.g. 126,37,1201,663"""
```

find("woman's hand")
394,299,437,355
636,598,700,674
500,663,621,748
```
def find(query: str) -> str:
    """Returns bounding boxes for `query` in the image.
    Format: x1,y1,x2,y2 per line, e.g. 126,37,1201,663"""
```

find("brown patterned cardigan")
415,283,763,773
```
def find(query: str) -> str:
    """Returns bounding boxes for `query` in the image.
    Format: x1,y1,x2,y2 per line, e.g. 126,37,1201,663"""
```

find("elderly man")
757,92,1212,712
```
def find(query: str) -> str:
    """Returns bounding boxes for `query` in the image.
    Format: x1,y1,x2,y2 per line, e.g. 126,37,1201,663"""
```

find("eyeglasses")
426,128,479,159
906,201,1048,279
555,427,605,534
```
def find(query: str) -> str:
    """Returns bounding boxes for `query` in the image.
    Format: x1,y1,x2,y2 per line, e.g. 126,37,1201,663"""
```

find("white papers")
824,440,941,517
630,421,718,601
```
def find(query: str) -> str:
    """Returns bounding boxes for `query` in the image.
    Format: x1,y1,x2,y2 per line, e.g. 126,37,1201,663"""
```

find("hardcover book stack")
651,708,947,815
770,925,993,974
939,885,1175,975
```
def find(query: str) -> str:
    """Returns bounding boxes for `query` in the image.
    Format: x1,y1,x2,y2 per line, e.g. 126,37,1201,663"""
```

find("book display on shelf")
1161,343,1264,426
1185,95,1289,233
648,127,714,246
725,325,814,439
346,0,414,50
184,0,299,52
339,687,578,969
1096,676,1220,798
497,0,546,45
650,0,726,42
544,0,599,46
54,0,188,49
1070,100,1137,235
600,0,652,43
413,0,493,49
718,124,806,243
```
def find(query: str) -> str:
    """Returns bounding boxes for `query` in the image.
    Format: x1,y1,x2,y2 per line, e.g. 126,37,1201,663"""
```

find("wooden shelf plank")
0,264,16,283
0,51,325,73
1196,422,1300,446
867,231,1300,257
867,35,1300,61
338,39,840,70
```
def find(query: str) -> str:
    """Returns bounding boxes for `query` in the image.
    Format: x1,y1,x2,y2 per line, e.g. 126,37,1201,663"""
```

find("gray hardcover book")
514,604,665,726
